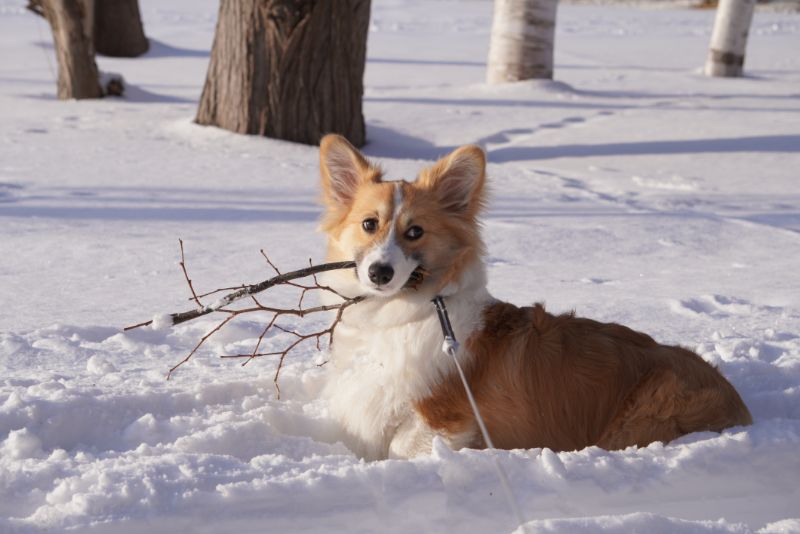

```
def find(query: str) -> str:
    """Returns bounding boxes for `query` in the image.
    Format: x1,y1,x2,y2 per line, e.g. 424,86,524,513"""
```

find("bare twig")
124,319,154,330
194,286,246,300
167,314,236,379
179,238,204,309
221,294,364,397
126,243,365,393
261,249,281,275
165,281,364,391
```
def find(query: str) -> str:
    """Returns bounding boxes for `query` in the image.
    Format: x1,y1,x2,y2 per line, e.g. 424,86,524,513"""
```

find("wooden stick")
124,260,356,331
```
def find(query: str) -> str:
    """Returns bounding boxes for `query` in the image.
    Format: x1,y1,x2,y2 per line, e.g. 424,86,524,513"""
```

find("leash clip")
432,296,459,355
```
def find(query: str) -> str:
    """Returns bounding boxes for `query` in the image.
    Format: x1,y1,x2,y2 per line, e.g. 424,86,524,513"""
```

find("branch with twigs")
124,240,365,396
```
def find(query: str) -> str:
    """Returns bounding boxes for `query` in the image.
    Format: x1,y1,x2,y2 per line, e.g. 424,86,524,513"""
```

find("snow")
1,0,799,532
149,313,173,332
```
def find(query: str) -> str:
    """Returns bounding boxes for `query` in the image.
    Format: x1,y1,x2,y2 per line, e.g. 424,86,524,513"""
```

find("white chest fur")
321,266,491,460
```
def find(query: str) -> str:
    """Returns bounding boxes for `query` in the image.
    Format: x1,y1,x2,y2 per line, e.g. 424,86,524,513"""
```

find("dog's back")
417,302,752,452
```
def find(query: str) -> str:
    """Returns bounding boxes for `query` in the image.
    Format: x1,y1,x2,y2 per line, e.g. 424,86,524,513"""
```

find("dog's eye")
404,225,424,241
362,218,378,233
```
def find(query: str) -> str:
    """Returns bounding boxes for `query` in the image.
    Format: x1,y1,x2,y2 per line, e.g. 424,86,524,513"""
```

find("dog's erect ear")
417,145,486,216
319,134,377,206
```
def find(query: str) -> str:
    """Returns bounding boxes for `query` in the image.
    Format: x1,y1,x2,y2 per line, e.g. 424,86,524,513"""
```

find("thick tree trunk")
704,0,756,77
41,0,102,99
487,0,558,83
94,0,149,57
195,0,370,147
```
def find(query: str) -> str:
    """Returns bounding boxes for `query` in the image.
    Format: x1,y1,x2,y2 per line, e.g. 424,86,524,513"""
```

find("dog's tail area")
596,347,752,450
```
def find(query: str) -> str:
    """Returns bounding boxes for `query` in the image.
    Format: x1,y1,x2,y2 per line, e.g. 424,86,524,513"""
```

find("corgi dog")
317,134,752,461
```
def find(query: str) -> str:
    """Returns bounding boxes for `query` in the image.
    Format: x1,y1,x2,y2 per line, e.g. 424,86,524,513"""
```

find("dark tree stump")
41,0,103,99
195,0,371,147
94,0,149,57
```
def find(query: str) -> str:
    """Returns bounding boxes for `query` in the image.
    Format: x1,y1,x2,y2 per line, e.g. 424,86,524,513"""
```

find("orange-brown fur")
318,134,752,456
417,302,752,451
320,140,487,294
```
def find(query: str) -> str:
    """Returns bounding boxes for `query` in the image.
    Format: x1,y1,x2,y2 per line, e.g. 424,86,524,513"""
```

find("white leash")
432,297,530,533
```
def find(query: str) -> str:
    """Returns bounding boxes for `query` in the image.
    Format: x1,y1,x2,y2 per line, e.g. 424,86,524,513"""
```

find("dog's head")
319,134,487,298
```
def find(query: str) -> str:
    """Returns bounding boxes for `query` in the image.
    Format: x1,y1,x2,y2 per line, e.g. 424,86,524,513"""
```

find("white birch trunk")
704,0,756,77
487,0,558,83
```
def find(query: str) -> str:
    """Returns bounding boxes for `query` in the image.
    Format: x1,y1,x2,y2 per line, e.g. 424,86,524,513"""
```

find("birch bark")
487,0,558,83
705,0,756,77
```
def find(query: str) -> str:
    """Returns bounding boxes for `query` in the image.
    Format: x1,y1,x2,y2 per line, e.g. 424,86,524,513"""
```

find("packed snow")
1,0,799,532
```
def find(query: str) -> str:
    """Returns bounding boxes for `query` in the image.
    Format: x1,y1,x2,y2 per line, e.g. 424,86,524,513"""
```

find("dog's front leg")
388,412,480,458
388,413,438,459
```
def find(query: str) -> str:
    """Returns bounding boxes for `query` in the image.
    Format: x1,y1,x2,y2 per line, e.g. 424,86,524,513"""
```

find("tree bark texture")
94,0,149,57
195,0,371,147
704,0,756,77
41,0,103,99
487,0,558,83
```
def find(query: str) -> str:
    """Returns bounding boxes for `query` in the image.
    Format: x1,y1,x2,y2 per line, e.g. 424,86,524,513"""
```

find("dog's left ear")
418,145,486,217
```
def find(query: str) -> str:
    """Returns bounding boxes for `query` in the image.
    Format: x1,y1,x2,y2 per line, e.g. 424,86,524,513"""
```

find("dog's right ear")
319,134,377,207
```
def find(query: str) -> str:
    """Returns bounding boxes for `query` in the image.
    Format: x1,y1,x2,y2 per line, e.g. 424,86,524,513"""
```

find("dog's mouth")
353,262,427,295
404,266,427,290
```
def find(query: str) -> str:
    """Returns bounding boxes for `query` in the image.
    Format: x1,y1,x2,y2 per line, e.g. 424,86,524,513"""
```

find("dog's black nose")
367,262,394,286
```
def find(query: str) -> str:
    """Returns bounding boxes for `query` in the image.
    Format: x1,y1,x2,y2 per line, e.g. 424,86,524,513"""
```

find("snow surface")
1,0,799,532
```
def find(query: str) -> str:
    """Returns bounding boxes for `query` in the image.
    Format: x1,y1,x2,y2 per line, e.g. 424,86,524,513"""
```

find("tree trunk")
94,0,149,57
487,0,558,83
704,0,756,77
195,0,371,147
41,0,102,99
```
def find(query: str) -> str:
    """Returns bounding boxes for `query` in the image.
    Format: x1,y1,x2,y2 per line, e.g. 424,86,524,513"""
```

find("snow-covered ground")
1,0,799,532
